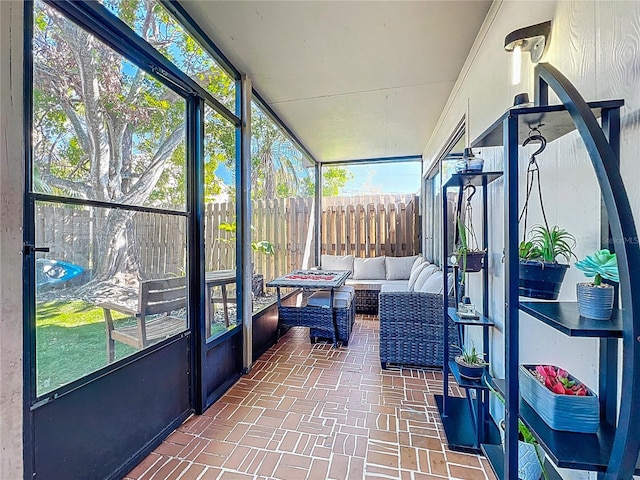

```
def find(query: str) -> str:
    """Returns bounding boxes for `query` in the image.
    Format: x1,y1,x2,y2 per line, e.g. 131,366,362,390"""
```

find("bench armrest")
97,301,138,316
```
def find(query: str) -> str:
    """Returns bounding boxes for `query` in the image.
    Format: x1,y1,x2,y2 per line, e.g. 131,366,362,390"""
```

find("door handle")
23,243,50,255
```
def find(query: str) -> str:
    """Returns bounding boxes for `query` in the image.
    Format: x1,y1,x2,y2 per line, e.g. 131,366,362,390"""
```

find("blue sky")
212,160,423,195
340,161,422,195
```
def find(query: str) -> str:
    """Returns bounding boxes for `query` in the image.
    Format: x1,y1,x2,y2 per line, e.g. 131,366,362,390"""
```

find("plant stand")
436,172,502,453
472,63,640,478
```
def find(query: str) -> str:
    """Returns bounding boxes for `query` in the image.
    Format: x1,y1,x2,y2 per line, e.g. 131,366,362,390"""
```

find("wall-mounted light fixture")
504,21,551,85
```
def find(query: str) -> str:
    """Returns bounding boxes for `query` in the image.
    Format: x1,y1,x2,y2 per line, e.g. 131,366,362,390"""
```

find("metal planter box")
519,364,599,434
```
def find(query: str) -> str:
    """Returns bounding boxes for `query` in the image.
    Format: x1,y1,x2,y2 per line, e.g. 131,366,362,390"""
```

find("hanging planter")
519,260,569,300
517,130,576,300
452,185,486,288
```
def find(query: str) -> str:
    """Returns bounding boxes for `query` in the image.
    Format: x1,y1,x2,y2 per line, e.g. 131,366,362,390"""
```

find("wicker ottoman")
308,287,356,346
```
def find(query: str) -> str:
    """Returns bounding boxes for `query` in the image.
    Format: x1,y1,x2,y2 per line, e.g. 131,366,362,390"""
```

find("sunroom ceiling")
180,1,492,163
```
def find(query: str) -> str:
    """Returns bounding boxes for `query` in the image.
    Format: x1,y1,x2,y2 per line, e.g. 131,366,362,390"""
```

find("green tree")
32,0,235,280
302,167,353,197
250,105,308,199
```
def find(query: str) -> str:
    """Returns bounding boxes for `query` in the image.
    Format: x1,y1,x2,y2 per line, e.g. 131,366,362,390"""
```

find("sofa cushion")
345,279,385,289
385,255,419,280
413,264,439,292
321,254,355,277
419,270,444,294
407,262,428,290
307,290,353,308
410,256,427,276
353,256,386,280
417,271,454,294
380,283,409,293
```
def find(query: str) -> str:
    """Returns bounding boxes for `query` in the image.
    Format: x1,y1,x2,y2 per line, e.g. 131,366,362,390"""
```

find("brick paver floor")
125,314,496,480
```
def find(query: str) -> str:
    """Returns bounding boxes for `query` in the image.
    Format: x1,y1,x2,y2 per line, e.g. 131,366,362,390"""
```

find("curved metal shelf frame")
534,63,640,480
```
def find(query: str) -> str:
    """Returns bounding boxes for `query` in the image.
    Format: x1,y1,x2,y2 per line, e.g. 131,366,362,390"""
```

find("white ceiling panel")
180,0,492,162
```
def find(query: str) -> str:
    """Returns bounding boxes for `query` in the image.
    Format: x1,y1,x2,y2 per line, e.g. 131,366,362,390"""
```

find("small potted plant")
519,364,599,433
486,380,548,480
519,224,576,300
452,343,487,380
575,249,619,320
450,215,486,282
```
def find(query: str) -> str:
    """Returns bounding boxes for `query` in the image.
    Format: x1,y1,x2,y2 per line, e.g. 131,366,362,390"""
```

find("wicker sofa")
319,254,419,313
378,264,458,369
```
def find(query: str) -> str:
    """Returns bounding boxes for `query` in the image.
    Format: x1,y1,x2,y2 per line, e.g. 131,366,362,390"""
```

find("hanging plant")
517,128,576,300
450,185,487,286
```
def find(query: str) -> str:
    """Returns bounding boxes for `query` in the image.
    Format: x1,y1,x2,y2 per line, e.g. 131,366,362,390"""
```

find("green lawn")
36,300,234,395
36,300,135,395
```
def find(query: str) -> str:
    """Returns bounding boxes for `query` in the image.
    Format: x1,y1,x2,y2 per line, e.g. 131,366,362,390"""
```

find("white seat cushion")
337,285,355,296
353,256,386,280
407,262,428,290
307,290,353,308
385,255,419,280
412,264,439,292
320,254,355,277
418,270,445,294
410,256,427,276
380,283,409,293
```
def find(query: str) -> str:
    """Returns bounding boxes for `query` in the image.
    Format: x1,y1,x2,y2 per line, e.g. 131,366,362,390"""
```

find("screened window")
32,0,188,395
100,0,236,112
321,162,421,258
33,1,187,210
203,106,238,339
251,103,316,309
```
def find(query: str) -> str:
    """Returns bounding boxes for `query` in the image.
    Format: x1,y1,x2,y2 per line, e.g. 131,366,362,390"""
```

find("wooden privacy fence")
321,194,420,257
34,194,419,281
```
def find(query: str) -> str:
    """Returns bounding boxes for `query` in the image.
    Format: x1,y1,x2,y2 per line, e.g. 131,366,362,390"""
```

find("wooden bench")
100,277,187,363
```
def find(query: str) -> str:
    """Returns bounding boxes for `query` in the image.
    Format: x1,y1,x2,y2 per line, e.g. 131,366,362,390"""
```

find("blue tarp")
36,259,85,287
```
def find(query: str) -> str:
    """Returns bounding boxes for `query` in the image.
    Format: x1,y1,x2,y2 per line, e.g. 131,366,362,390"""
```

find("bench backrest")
139,277,186,317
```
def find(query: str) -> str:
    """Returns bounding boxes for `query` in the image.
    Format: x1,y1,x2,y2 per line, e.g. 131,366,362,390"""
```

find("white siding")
423,2,640,478
0,1,25,479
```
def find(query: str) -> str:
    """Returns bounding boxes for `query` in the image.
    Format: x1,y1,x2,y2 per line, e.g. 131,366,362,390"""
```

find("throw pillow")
419,270,445,294
410,256,426,276
321,254,355,277
353,256,386,280
413,264,439,292
385,255,419,280
407,262,428,290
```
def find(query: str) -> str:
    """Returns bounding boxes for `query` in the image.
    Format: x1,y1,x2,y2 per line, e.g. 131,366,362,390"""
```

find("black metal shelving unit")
435,171,502,454
470,62,640,479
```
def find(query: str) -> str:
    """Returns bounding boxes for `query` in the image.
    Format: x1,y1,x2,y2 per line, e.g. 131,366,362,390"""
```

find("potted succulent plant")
452,343,488,380
519,364,599,433
486,380,548,480
575,249,619,320
518,224,576,300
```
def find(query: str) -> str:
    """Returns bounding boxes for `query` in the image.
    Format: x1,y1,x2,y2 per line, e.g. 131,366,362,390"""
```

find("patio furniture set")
267,256,457,368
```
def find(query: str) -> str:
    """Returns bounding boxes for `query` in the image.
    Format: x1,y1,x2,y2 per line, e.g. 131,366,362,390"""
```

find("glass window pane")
321,162,421,257
33,0,186,210
100,0,236,112
204,106,237,339
35,202,188,396
251,103,316,310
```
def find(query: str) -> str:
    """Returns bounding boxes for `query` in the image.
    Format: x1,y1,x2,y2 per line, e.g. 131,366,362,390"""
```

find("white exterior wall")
423,1,640,478
0,1,25,479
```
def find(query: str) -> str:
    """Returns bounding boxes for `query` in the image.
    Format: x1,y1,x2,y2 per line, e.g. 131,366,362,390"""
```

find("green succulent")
519,224,576,263
575,249,619,285
452,343,487,366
